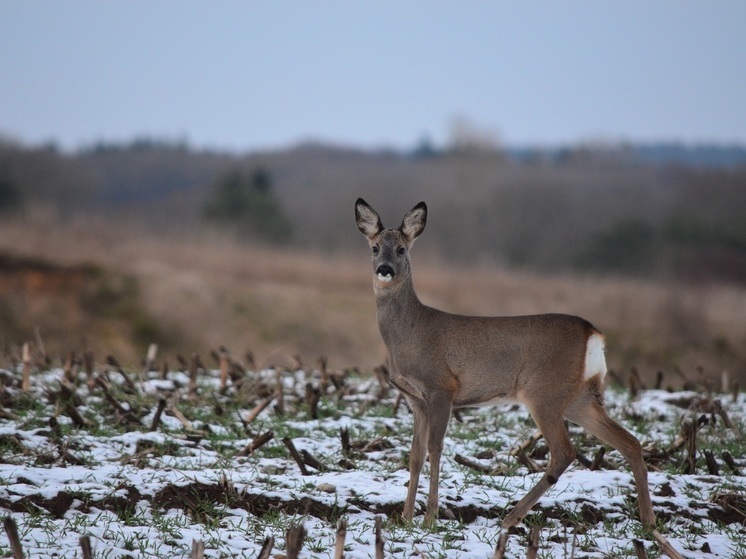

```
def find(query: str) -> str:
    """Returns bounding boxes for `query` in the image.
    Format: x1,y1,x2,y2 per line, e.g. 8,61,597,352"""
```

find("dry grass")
1,211,744,384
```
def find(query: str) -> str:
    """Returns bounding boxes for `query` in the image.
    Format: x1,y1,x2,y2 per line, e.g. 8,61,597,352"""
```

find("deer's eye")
372,245,379,255
397,246,406,256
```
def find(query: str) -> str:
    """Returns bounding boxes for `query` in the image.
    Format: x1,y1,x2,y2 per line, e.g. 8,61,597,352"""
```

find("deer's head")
355,198,427,288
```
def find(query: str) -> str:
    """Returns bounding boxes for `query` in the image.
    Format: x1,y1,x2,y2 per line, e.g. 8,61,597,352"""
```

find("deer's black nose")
376,265,395,278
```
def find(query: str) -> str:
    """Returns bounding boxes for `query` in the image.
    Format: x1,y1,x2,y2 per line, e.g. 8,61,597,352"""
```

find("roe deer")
354,198,656,529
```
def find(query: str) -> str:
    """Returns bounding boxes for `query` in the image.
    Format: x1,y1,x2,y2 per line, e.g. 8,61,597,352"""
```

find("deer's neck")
374,276,425,344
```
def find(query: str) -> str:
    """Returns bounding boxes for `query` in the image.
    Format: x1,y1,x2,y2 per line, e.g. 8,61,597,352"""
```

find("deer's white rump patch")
584,333,607,381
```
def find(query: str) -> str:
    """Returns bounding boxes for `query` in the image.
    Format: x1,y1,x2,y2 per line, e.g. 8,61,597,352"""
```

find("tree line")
1,136,745,283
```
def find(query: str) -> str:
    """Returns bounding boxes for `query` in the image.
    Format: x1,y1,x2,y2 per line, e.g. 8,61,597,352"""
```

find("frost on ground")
0,362,744,559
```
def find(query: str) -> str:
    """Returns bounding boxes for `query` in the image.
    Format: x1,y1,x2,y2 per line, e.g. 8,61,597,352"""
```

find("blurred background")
1,2,745,384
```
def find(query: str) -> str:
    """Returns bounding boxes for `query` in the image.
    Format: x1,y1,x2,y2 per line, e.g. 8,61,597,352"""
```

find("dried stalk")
721,451,741,475
305,383,322,419
654,370,664,390
575,450,592,468
83,349,95,389
245,394,275,423
455,453,493,474
4,516,24,559
283,438,310,475
666,415,708,455
682,420,697,474
34,327,46,364
374,516,384,559
526,524,540,559
704,449,720,475
493,531,508,559
95,376,140,425
59,378,91,428
63,351,78,384
79,535,93,559
168,402,193,430
318,355,329,393
237,430,274,457
301,449,327,472
632,539,649,559
334,517,347,559
188,353,201,395
373,364,390,398
256,536,274,559
143,343,158,375
245,351,256,371
274,372,285,416
285,523,306,559
510,431,543,457
21,342,31,392
106,356,137,393
64,401,90,429
340,427,351,456
159,359,169,380
190,539,205,559
590,446,606,471
392,392,404,416
653,530,685,559
628,367,641,397
219,353,229,394
515,448,540,473
150,398,167,432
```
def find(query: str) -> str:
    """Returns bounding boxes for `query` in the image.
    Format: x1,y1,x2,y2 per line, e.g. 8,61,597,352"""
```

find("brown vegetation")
0,212,744,386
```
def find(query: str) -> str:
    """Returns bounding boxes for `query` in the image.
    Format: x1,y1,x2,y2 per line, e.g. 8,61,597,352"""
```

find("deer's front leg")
423,390,453,527
403,397,428,521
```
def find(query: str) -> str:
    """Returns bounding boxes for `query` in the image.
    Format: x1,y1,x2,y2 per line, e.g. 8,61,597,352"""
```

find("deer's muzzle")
376,264,395,282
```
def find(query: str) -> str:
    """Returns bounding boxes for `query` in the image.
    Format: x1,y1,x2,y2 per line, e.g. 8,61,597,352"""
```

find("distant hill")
633,143,746,167
508,143,746,168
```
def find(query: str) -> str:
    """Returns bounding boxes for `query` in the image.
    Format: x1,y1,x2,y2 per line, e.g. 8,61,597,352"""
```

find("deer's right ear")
355,198,383,239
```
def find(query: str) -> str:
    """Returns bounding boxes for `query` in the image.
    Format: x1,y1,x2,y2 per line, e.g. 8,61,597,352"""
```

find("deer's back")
386,308,600,407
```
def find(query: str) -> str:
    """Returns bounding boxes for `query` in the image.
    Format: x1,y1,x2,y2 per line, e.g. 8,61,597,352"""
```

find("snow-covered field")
0,364,744,558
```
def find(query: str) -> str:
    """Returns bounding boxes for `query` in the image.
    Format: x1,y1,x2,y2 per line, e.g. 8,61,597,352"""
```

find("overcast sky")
2,1,745,152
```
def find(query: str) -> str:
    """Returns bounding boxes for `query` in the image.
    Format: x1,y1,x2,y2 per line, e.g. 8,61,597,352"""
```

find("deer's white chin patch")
377,273,393,283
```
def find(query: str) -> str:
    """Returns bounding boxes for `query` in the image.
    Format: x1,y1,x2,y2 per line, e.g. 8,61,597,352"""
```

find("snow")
0,366,743,558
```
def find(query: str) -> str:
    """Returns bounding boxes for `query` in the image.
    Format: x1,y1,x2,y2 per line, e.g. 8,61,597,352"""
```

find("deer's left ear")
400,201,427,242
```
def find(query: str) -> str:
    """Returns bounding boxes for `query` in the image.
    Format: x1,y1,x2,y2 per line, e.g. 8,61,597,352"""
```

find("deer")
354,198,656,530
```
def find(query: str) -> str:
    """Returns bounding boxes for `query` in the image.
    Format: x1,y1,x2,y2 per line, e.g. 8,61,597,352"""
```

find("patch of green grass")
13,391,49,421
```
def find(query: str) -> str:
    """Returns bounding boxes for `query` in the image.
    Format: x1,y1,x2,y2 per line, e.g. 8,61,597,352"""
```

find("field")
2,213,746,385
1,214,745,558
0,355,744,559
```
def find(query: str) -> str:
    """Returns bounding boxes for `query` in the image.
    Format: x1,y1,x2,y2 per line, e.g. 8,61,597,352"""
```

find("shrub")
0,174,21,213
203,167,292,243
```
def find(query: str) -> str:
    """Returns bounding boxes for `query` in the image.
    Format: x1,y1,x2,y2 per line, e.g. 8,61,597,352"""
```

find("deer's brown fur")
355,198,655,529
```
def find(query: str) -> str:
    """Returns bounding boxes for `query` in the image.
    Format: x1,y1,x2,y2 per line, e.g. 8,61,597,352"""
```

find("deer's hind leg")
564,384,655,528
502,398,576,528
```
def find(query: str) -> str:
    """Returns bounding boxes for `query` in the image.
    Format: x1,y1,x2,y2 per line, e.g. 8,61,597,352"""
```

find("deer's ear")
400,201,427,242
355,198,383,239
